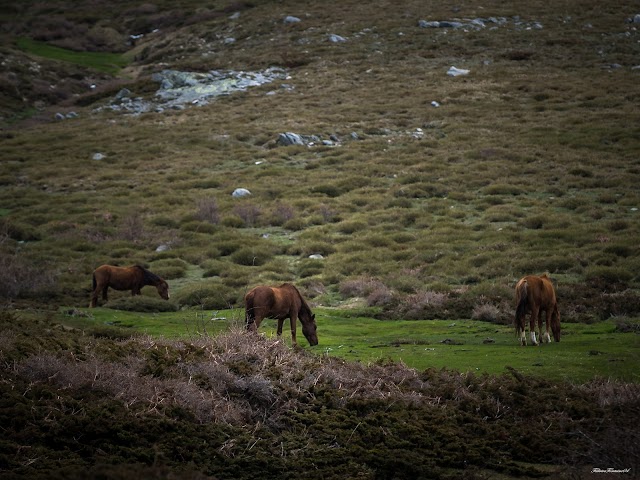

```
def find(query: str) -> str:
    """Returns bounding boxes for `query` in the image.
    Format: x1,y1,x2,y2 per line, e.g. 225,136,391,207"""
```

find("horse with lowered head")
245,283,318,346
90,264,169,308
515,274,560,346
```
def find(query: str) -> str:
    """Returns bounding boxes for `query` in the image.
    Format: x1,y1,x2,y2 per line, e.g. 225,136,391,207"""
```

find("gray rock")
284,15,301,24
277,132,305,146
308,254,324,259
92,152,106,161
232,188,252,198
438,21,463,28
155,244,170,253
101,68,288,115
418,20,441,28
329,34,347,43
114,88,131,102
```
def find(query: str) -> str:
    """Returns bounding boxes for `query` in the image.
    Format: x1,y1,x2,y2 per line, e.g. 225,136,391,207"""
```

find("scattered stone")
308,254,324,259
483,338,496,344
329,34,347,43
431,101,441,107
418,20,442,28
92,152,106,161
232,188,251,198
277,132,305,146
284,15,301,24
114,88,131,102
418,16,540,31
447,66,470,76
155,244,170,253
54,112,65,120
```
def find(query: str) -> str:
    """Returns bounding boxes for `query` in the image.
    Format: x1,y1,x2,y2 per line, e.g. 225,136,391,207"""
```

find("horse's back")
246,284,300,318
94,264,140,290
517,274,556,307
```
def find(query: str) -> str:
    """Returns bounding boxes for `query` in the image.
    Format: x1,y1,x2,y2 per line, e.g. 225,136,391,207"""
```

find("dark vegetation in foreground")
1,310,639,479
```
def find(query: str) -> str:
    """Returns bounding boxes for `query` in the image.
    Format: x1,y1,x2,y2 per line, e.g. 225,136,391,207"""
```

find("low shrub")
107,296,178,312
2,219,41,241
297,259,324,278
0,253,54,299
230,246,274,266
174,282,238,309
152,265,186,280
585,266,632,287
471,302,502,323
195,197,220,224
180,221,217,234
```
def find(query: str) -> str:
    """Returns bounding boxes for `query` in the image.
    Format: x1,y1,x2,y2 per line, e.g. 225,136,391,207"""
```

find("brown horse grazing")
90,265,169,308
515,274,560,346
245,283,318,346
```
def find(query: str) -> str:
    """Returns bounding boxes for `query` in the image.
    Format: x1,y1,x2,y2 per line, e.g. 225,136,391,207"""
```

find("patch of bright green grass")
62,307,244,338
59,307,640,383
16,37,128,74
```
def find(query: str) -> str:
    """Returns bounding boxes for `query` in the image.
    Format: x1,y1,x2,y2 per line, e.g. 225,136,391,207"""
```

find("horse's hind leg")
102,286,109,302
542,309,552,343
529,307,539,346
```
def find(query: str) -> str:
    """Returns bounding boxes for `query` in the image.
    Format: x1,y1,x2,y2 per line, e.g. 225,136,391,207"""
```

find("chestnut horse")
245,283,318,346
515,274,560,346
90,265,169,308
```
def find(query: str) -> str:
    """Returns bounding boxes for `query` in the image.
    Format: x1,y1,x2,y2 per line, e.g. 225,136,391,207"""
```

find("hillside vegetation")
1,0,639,478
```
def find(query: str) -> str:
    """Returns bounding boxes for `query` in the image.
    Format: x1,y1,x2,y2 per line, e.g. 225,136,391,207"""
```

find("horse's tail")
515,280,528,336
245,290,255,330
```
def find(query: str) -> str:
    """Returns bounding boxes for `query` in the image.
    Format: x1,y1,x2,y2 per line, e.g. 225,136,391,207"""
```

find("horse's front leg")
277,318,284,337
90,289,99,308
289,315,298,346
529,307,539,346
102,287,109,302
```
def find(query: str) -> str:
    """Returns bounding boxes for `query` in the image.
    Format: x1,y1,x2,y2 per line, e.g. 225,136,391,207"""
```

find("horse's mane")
135,265,163,284
280,283,312,315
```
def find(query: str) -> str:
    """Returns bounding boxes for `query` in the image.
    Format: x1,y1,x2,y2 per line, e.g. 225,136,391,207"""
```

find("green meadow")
60,307,640,383
16,37,129,74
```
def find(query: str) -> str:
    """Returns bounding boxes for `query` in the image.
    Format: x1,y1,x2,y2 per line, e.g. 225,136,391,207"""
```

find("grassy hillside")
1,0,639,478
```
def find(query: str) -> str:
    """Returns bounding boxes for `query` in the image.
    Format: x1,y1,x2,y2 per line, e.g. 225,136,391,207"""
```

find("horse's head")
156,280,170,300
301,312,318,346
